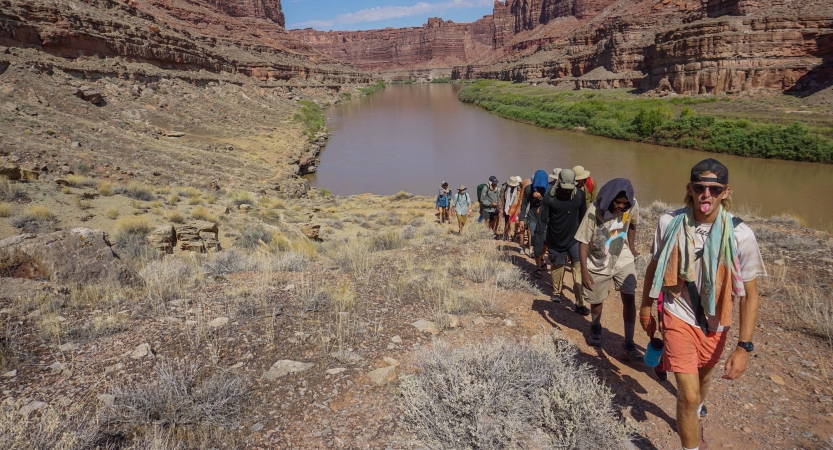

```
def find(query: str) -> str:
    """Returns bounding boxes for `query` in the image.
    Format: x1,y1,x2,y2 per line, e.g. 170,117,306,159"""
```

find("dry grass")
116,215,152,235
73,196,92,210
65,175,99,188
788,274,833,347
98,181,114,196
399,333,633,449
330,237,376,273
166,210,185,223
0,202,13,217
191,206,217,222
140,255,201,309
0,402,102,449
115,182,155,201
167,194,180,205
105,208,119,220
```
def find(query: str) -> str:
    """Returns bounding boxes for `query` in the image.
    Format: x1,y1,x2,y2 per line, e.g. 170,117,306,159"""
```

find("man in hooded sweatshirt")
575,178,643,361
533,169,589,315
519,169,550,265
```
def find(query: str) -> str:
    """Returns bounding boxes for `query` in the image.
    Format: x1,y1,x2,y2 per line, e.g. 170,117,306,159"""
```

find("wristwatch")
737,341,754,352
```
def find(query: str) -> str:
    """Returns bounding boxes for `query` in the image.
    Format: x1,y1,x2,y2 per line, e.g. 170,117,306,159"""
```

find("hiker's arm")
519,188,529,223
639,258,658,335
579,242,593,291
723,279,760,380
628,222,639,256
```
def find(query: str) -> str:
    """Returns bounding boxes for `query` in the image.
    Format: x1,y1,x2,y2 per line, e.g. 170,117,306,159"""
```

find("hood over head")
532,170,549,193
594,178,635,212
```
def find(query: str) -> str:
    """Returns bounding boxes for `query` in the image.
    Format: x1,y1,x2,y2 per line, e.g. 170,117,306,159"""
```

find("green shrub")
293,100,324,142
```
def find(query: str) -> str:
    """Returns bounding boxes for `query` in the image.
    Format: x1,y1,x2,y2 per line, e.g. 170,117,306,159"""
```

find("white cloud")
290,0,493,29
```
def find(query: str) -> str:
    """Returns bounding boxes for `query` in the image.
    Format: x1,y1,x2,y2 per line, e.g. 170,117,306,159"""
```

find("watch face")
739,342,754,352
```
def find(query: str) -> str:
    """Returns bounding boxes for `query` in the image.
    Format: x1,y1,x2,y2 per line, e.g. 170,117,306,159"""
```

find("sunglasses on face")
691,183,726,196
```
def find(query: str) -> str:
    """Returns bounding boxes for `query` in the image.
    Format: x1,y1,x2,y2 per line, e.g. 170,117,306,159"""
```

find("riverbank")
459,81,833,163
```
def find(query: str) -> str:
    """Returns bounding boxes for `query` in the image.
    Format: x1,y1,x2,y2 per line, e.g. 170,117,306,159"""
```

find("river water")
308,84,833,231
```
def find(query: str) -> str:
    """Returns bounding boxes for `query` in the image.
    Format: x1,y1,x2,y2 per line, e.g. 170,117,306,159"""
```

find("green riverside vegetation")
359,80,386,95
293,100,324,143
458,80,833,163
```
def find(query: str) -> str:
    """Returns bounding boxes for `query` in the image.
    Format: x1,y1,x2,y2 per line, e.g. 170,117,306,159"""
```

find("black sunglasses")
691,183,726,196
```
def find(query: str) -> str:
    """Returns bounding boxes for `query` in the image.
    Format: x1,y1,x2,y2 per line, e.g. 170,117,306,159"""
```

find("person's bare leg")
571,261,585,309
675,372,703,448
698,366,716,410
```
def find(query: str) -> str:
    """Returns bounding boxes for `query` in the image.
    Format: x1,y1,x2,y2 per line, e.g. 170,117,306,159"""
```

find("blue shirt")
452,192,471,216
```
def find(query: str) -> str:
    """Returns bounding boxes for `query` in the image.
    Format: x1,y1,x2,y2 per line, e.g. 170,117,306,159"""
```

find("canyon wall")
0,0,365,83
290,17,495,75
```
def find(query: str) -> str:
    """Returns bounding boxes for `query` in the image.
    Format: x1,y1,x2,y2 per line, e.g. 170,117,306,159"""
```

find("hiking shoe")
622,344,643,362
551,293,562,303
575,305,591,316
654,366,668,381
699,403,708,418
588,325,602,347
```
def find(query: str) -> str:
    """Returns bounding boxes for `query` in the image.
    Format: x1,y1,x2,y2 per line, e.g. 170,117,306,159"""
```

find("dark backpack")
476,183,487,202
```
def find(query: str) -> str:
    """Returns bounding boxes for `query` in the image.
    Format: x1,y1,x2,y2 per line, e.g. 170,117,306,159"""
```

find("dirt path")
498,239,833,450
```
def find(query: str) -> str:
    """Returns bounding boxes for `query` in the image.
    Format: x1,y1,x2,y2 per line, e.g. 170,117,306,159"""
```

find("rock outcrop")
0,228,141,287
291,17,495,77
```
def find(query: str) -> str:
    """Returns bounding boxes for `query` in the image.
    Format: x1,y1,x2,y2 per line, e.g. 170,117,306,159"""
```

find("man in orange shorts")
639,158,765,450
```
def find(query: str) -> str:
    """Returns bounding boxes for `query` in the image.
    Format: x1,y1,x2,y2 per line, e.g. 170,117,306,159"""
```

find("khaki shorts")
456,213,468,225
582,263,637,305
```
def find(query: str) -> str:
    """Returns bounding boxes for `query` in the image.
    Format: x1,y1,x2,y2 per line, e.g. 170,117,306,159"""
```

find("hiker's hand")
639,306,656,336
518,221,525,232
582,271,594,291
722,348,750,380
630,245,640,257
533,192,542,199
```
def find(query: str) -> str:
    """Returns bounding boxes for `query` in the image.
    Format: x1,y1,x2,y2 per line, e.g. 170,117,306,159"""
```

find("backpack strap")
732,216,744,228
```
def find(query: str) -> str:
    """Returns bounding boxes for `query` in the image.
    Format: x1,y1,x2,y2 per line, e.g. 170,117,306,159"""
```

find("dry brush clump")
0,402,103,450
140,255,202,309
399,334,633,449
788,273,833,347
102,360,250,447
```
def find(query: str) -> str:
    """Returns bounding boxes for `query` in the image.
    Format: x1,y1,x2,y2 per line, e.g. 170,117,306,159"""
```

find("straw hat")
507,176,521,187
458,185,466,191
572,166,590,181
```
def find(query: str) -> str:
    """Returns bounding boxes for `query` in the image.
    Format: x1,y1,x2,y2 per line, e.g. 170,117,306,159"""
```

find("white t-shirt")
575,200,640,275
651,208,766,332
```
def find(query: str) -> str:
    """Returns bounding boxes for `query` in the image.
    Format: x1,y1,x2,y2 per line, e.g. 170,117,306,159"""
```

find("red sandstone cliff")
290,17,495,76
0,0,365,83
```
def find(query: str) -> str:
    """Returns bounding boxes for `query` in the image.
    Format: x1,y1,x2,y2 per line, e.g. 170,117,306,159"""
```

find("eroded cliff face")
291,17,495,75
0,0,365,83
459,0,833,95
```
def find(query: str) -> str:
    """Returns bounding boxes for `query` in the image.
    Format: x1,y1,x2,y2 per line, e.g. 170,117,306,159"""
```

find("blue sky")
283,0,495,31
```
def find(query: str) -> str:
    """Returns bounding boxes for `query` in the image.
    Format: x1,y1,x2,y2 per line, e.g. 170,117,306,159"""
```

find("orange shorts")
661,308,728,374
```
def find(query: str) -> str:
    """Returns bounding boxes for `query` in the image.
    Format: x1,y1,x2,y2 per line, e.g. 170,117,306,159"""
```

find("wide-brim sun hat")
558,168,577,190
572,165,590,181
548,168,562,182
458,185,466,190
507,176,520,187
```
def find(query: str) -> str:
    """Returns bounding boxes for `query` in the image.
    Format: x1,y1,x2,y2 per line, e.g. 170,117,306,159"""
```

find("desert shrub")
393,191,413,200
115,183,155,201
229,190,254,206
0,402,103,450
768,214,800,226
204,249,259,276
325,218,344,230
65,175,98,188
10,206,55,233
102,361,249,440
98,181,113,196
788,275,833,347
399,335,632,449
459,250,492,283
402,225,417,240
0,178,25,201
0,202,13,217
294,100,325,141
358,80,386,96
73,197,92,210
370,229,405,251
645,200,674,218
495,264,539,293
632,107,671,138
83,314,129,338
0,323,22,373
456,222,494,243
237,224,271,249
140,256,198,305
166,210,184,223
275,251,310,272
114,217,153,260
167,194,180,205
329,237,376,273
190,206,216,222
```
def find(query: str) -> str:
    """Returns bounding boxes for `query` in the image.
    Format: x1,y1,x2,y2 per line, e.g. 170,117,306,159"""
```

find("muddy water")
308,84,833,231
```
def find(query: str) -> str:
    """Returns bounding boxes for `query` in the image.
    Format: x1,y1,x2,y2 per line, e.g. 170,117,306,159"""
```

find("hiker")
519,170,548,261
575,178,642,361
573,165,598,208
436,181,451,224
498,176,522,241
532,169,590,315
479,176,500,235
639,158,765,450
518,177,532,253
451,185,472,234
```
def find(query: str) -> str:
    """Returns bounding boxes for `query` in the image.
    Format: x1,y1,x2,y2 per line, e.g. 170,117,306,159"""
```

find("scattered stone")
71,141,81,148
472,316,487,326
282,284,295,292
130,343,153,359
446,314,460,328
504,319,515,327
208,317,229,328
326,368,347,375
105,363,124,374
251,423,264,432
185,320,198,326
822,258,833,264
367,365,398,386
230,362,244,369
299,223,321,240
148,225,176,255
390,335,403,344
59,342,80,352
770,374,786,385
743,427,752,433
19,401,47,417
48,362,65,372
411,319,439,335
774,259,785,266
164,131,186,137
263,360,314,380
383,357,400,367
3,370,17,378
330,350,364,362
74,89,103,105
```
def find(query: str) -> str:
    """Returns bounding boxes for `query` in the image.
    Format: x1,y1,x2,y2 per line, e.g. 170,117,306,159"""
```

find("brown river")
307,84,833,232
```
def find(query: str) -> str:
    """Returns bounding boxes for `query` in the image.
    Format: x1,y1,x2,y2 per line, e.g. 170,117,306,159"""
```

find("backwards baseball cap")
489,175,498,184
558,168,576,190
690,158,729,184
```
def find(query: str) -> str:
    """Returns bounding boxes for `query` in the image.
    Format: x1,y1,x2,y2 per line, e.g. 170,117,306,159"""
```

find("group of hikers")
435,158,765,450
